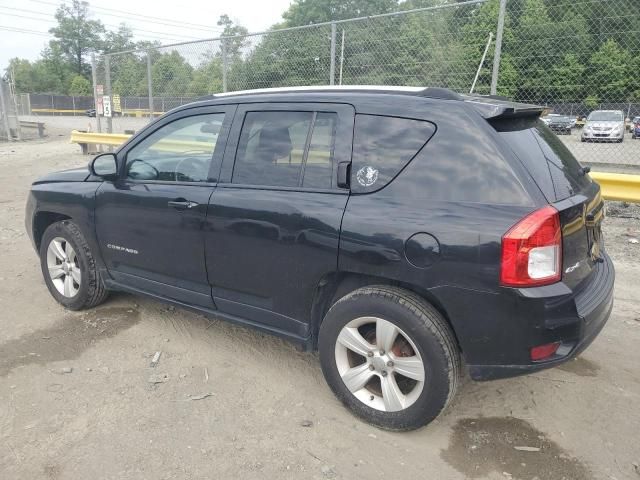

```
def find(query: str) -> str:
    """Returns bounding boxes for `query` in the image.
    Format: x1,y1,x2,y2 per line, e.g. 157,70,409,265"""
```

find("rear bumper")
467,253,615,381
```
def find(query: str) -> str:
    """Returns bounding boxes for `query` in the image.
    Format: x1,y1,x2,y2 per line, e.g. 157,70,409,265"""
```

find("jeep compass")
26,86,614,430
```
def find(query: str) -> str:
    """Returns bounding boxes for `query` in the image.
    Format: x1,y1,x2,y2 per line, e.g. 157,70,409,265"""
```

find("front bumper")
467,253,615,381
581,130,624,141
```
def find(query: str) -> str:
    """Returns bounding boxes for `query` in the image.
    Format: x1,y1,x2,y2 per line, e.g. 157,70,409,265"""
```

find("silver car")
581,110,625,143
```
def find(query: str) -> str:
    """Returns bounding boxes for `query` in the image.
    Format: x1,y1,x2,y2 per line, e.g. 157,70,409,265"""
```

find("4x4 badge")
356,166,379,187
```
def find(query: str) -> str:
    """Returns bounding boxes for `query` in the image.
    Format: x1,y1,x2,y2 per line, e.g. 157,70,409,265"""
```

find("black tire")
319,286,460,431
40,220,109,310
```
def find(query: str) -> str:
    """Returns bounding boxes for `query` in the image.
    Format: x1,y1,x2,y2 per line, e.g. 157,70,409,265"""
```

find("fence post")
147,51,154,120
0,80,12,142
221,39,228,93
91,53,102,134
490,0,507,96
329,23,337,86
339,28,345,85
104,55,113,134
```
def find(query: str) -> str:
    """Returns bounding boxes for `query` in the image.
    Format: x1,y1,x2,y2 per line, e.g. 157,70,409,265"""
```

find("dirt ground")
1,133,640,480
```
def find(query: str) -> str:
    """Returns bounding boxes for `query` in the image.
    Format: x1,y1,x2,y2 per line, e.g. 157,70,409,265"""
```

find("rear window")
493,117,591,201
351,114,436,193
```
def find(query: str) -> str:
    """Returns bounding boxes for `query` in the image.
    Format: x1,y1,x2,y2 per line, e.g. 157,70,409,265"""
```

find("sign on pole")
102,95,112,118
112,94,122,114
96,96,104,115
96,84,104,96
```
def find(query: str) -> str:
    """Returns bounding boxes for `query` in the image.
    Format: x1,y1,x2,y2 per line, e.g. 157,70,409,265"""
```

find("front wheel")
40,220,109,310
319,286,460,431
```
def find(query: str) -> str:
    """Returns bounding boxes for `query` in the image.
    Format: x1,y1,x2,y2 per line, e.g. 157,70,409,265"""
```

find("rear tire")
40,220,109,311
319,286,460,431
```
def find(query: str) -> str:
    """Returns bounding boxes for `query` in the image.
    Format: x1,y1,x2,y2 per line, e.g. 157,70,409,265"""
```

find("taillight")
500,205,562,287
530,341,561,361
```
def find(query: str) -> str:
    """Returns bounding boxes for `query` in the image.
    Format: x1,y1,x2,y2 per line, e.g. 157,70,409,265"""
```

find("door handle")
168,199,199,210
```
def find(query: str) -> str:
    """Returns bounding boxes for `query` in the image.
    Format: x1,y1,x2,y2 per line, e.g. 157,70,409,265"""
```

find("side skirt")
104,279,313,350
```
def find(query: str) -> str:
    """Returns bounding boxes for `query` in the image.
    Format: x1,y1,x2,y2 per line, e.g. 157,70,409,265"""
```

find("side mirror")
89,153,118,179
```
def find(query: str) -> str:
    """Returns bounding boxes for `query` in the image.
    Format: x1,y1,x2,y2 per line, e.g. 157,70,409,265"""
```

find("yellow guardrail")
590,172,640,203
68,131,640,202
33,108,88,114
70,130,214,154
70,130,131,146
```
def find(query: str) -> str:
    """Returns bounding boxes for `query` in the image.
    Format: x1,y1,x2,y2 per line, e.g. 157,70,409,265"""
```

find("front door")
205,103,354,339
96,106,234,307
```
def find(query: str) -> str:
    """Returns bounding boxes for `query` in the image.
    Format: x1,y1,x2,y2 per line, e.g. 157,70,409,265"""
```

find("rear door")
96,106,234,307
204,103,354,339
493,117,603,289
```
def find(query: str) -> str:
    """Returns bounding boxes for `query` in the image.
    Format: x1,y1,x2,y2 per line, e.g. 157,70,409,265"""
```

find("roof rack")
194,85,544,120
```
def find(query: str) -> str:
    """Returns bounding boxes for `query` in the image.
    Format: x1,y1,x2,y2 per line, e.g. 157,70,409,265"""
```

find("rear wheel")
319,286,460,431
40,221,108,310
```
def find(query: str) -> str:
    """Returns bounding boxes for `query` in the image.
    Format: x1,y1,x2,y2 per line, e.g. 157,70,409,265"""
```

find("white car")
581,110,625,143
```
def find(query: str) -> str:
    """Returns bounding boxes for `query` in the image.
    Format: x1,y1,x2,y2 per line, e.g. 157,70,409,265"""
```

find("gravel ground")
1,136,639,480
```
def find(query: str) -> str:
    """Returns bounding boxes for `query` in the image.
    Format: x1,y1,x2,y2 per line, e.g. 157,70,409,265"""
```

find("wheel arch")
309,272,462,354
33,211,72,253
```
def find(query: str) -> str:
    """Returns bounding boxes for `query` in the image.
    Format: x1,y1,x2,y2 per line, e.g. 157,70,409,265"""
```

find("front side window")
232,111,337,189
125,113,225,182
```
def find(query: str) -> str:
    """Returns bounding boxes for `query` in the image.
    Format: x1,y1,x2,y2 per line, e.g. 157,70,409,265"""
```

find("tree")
587,39,632,102
49,0,105,77
68,74,92,95
282,0,397,25
103,24,136,54
151,51,194,96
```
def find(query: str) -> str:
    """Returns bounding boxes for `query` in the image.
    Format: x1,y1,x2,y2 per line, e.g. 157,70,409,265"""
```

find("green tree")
152,51,194,96
548,54,586,103
282,0,397,25
68,74,92,95
104,24,136,53
49,0,105,76
587,39,632,102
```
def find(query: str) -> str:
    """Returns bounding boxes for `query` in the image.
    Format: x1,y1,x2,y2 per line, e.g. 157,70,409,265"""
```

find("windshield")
587,111,623,122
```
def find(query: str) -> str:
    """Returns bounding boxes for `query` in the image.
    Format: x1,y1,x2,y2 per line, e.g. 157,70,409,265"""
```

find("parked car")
85,108,96,117
25,86,614,431
581,110,625,142
631,116,640,139
542,114,574,134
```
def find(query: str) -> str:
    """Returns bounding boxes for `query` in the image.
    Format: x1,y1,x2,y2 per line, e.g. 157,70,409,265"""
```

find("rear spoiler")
461,95,545,120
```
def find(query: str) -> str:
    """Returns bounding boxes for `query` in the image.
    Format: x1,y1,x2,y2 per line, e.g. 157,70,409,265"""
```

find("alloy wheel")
46,237,81,297
334,316,425,412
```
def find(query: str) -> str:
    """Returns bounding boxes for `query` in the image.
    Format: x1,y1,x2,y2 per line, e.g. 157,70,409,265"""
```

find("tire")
318,286,460,431
40,220,109,311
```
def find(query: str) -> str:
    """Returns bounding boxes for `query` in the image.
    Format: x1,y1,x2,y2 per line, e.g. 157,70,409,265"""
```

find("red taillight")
530,341,561,361
500,205,562,287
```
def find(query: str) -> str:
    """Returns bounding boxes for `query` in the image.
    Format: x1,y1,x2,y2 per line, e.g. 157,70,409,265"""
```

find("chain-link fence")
89,0,639,166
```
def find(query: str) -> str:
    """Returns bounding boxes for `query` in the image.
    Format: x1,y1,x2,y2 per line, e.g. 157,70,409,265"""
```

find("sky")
0,0,293,71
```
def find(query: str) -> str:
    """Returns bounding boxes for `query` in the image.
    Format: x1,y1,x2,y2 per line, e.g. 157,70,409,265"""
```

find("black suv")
26,87,614,430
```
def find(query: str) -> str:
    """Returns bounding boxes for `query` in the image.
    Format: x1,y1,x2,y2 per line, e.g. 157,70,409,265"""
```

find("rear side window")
351,114,436,193
232,111,337,189
494,118,591,201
